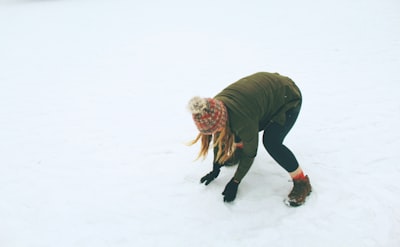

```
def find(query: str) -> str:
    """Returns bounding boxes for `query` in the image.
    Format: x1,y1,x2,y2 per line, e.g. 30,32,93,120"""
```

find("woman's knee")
262,136,281,155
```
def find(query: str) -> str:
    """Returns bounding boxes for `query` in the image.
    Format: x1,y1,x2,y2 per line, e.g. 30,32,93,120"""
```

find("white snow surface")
1,0,400,246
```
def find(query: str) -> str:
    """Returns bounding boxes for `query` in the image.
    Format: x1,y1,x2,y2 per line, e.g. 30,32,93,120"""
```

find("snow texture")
1,0,399,246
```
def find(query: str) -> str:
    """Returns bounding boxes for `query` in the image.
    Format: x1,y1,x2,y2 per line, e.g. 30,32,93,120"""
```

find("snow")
1,0,399,246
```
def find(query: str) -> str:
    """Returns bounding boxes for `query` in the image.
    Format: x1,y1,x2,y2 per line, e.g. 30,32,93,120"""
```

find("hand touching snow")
200,163,221,185
222,178,239,202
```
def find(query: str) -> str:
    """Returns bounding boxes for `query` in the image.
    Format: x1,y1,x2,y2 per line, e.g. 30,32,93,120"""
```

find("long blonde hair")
189,124,236,164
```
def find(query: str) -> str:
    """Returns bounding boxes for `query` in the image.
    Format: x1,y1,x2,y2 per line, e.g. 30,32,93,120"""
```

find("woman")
188,72,312,206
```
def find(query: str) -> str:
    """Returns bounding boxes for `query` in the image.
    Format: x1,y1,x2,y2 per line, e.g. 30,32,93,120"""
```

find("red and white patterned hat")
188,97,227,135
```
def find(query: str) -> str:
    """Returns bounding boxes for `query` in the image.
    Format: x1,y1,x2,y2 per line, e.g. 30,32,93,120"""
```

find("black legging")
262,103,301,173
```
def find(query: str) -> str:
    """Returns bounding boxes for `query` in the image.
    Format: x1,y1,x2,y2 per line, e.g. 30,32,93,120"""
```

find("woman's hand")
200,163,221,185
222,178,240,202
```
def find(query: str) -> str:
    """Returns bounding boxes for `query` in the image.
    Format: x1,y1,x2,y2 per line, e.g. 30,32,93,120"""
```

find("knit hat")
188,96,227,135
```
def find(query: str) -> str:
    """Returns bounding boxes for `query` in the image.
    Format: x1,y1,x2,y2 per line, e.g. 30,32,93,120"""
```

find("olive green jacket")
214,72,302,182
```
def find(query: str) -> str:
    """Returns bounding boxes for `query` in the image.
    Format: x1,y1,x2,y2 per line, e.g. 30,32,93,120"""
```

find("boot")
285,175,312,207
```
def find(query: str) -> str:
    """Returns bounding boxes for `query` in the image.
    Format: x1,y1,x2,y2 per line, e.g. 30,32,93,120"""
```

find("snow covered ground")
1,0,399,246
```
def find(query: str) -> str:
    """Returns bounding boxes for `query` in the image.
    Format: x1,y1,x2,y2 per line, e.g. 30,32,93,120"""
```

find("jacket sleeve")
212,145,220,164
233,127,258,182
234,156,255,182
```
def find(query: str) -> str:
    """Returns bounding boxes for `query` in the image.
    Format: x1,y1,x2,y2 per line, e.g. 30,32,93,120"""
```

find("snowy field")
1,0,400,246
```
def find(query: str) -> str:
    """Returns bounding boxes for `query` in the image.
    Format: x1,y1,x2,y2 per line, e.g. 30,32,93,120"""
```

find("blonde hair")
189,124,236,164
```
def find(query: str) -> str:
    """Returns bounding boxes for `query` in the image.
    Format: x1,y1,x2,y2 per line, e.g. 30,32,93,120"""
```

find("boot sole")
284,190,312,207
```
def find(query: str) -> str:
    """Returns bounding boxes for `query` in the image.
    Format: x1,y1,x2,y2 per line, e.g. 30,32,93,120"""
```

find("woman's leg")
262,104,301,173
263,104,312,206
